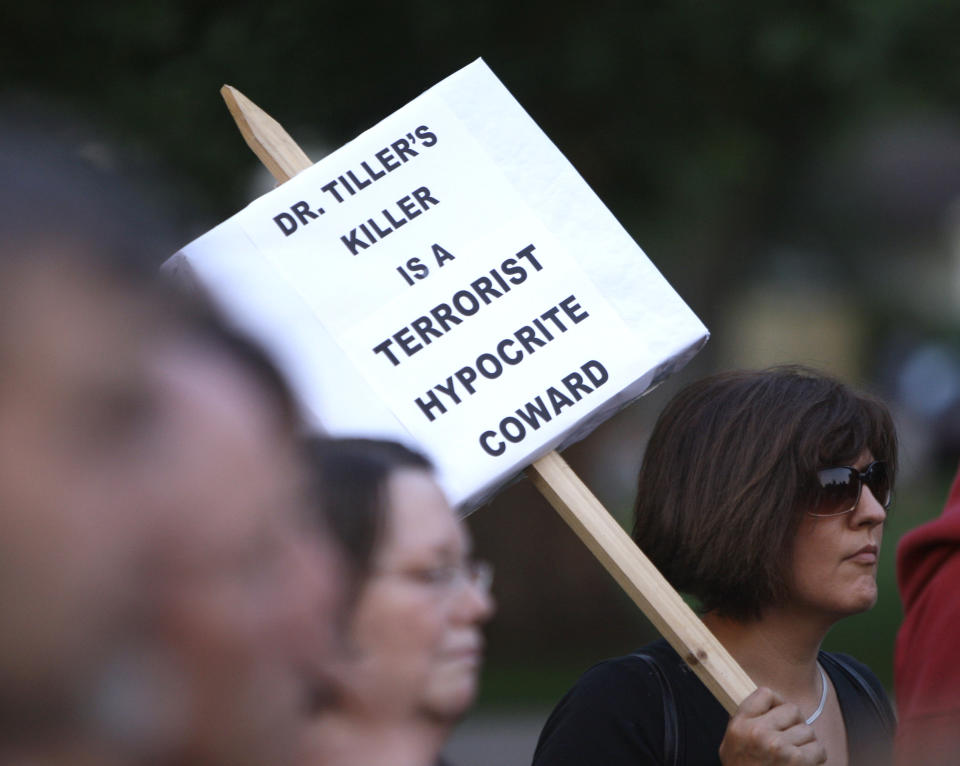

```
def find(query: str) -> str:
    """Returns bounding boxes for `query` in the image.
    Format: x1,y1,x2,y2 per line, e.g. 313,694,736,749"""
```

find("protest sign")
169,61,757,713
169,59,708,511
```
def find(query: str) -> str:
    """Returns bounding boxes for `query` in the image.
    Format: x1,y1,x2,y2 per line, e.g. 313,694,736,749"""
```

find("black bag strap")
819,652,897,737
631,651,681,766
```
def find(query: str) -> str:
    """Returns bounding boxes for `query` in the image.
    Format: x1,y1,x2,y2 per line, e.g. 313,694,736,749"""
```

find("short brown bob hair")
631,365,897,621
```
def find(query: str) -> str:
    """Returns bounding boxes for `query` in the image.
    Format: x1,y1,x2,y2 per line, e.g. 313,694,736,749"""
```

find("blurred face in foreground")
337,468,494,722
0,260,163,731
144,337,343,766
0,257,342,764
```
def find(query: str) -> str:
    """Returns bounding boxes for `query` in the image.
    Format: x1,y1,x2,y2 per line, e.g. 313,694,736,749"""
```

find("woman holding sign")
299,438,495,766
533,366,896,766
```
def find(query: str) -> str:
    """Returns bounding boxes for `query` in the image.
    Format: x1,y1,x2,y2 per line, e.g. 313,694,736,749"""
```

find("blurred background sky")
4,2,960,763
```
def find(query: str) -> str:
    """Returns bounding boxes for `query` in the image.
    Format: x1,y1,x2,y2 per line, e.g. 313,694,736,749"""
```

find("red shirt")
895,464,960,766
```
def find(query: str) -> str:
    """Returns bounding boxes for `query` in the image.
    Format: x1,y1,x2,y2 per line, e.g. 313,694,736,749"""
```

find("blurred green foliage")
4,1,959,309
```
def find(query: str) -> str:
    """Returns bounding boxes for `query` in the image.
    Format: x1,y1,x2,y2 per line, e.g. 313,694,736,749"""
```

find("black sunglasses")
811,460,891,517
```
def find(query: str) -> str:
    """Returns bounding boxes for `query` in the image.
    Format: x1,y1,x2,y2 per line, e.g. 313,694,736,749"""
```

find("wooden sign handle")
221,85,313,184
528,452,755,712
219,85,757,714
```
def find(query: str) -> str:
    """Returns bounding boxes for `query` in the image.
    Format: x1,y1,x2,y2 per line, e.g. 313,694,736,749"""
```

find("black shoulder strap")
820,653,897,736
631,651,681,766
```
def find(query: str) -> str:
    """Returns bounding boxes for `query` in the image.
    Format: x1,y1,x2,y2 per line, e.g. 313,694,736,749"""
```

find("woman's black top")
533,639,895,766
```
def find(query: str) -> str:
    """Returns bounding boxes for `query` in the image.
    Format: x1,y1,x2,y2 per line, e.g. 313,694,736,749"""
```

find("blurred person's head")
0,105,182,739
0,264,342,765
128,313,343,766
0,254,169,748
1,97,180,278
302,438,494,736
0,115,344,765
0,112,180,739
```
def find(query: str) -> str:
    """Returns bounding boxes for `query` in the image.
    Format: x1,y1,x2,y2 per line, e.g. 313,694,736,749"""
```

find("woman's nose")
853,485,887,527
452,565,496,623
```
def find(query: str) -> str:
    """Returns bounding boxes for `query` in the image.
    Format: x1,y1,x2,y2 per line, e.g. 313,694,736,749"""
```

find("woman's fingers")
719,687,826,765
736,686,784,716
778,722,819,748
796,739,828,765
757,700,806,732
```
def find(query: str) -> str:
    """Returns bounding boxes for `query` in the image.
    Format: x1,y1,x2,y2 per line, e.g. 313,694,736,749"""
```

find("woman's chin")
420,677,478,722
830,582,879,617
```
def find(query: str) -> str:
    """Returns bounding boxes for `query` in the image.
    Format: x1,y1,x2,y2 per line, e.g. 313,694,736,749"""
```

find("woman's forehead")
380,469,465,559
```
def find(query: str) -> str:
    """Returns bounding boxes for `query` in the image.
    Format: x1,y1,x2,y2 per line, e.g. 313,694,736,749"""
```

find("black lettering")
434,377,461,405
393,327,422,357
533,318,554,341
470,276,502,305
515,325,545,354
415,125,438,147
415,390,447,422
581,360,609,388
430,303,461,332
273,212,297,236
479,430,505,457
368,217,392,240
397,195,421,219
341,229,369,255
408,258,428,279
454,366,479,394
346,169,372,190
391,138,419,162
547,386,575,414
560,295,590,324
452,290,480,316
383,208,407,230
476,354,503,379
339,174,356,195
412,186,439,210
496,339,522,364
501,258,526,285
397,265,414,286
376,148,401,172
291,201,319,226
515,396,553,430
490,267,511,293
360,160,386,182
321,180,344,203
411,315,442,345
541,306,567,332
359,223,374,243
516,244,543,271
561,372,593,402
500,416,526,443
372,339,399,366
432,243,455,266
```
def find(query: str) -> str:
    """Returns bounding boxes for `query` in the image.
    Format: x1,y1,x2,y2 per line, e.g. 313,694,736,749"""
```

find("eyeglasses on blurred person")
299,437,495,766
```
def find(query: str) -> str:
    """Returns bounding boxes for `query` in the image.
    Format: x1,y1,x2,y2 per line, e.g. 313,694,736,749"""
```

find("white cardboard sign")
167,59,709,510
